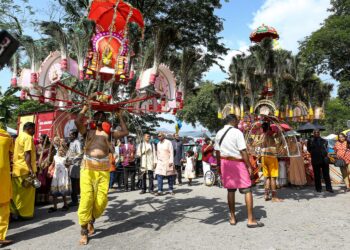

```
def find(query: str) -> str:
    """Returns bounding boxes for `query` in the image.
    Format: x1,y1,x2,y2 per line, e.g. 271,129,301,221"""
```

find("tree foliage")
338,80,350,107
325,98,350,133
226,39,332,112
178,82,222,132
180,38,334,132
300,0,350,81
0,87,20,126
1,0,228,133
0,87,53,128
0,0,34,34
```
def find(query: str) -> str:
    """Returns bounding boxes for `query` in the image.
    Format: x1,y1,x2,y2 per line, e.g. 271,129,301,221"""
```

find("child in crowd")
184,151,195,186
48,147,70,213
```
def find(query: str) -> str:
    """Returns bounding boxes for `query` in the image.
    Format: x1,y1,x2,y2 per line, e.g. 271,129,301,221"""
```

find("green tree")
178,82,222,132
338,80,350,106
325,98,350,133
0,0,34,33
227,39,333,115
300,0,350,81
0,87,20,126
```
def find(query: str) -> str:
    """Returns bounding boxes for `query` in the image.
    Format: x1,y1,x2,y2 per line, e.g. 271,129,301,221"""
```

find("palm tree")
0,87,20,124
272,50,292,114
152,26,179,71
226,38,334,119
228,53,255,111
68,18,95,79
178,47,203,97
40,21,68,69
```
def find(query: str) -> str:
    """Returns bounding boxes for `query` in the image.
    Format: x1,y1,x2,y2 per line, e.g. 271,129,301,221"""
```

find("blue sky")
0,0,333,132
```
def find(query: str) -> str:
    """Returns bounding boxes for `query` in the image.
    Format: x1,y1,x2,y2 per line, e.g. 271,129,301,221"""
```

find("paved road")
6,180,350,250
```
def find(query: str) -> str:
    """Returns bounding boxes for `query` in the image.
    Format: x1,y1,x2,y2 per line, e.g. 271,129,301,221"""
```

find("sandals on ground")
61,205,69,211
48,207,57,213
247,221,264,228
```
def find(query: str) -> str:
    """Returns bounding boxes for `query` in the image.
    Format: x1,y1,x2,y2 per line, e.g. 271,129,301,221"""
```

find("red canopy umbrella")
270,123,291,132
280,123,292,131
250,24,279,43
88,0,145,33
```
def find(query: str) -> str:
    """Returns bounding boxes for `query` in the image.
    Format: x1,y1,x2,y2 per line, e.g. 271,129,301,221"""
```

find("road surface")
7,180,350,250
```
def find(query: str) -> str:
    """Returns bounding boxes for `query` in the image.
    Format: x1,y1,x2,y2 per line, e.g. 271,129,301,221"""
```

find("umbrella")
324,134,337,140
284,130,300,137
342,129,350,135
312,121,326,131
280,123,292,131
296,123,316,133
88,0,144,33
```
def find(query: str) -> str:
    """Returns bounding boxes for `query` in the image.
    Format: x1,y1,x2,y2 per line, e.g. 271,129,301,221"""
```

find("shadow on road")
9,220,74,243
253,184,346,201
92,194,266,240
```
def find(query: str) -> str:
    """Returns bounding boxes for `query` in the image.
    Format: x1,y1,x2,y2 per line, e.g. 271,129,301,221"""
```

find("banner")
18,115,35,134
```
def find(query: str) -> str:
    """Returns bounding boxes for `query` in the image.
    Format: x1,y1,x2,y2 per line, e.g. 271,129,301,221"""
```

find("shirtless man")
261,123,283,202
75,105,129,245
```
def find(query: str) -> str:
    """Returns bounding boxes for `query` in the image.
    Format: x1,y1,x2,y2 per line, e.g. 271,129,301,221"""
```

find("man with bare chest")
75,105,129,245
261,123,282,202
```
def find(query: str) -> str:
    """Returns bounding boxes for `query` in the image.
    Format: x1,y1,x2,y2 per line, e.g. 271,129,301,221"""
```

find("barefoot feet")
79,235,88,245
88,222,95,236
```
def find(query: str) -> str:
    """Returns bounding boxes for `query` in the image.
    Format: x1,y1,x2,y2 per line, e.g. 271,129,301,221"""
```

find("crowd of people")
1,111,350,246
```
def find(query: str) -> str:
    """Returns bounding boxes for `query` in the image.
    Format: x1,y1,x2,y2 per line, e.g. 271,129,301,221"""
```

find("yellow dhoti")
261,155,279,178
10,175,36,218
78,158,110,226
0,203,10,240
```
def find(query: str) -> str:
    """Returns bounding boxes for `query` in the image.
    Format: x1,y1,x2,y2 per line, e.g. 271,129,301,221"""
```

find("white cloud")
204,42,249,81
205,0,331,83
250,0,331,53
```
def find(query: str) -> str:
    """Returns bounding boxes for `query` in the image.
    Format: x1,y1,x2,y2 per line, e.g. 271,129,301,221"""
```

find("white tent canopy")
7,127,17,136
324,134,337,140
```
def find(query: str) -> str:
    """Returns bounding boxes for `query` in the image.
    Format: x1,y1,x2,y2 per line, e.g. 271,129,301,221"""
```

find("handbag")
334,149,348,168
335,158,346,168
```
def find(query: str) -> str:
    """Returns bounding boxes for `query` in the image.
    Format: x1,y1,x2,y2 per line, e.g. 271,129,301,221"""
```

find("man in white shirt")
137,132,156,194
215,114,264,228
154,132,175,196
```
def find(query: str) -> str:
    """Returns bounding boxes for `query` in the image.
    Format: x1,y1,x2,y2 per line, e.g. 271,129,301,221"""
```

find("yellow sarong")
10,175,35,218
78,158,110,226
261,156,279,178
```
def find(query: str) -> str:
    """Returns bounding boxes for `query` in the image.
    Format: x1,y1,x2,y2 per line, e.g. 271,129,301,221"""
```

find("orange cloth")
109,153,116,172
